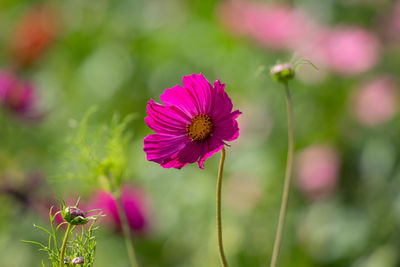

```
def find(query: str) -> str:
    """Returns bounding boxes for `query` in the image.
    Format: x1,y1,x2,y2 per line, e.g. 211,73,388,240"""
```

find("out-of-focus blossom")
9,5,58,67
310,27,380,75
0,171,45,210
88,185,150,233
296,145,341,200
352,75,398,127
219,1,312,50
0,71,40,119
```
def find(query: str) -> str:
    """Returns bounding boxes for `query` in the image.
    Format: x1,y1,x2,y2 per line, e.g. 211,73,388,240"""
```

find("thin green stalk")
217,147,229,267
269,83,295,267
116,195,140,267
59,224,72,267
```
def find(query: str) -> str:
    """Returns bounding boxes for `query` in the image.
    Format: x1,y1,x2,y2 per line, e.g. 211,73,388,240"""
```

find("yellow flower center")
186,114,213,141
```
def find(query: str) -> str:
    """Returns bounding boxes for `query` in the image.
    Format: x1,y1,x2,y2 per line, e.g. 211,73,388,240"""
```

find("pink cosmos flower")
318,27,380,75
0,71,38,118
143,73,241,169
87,185,150,233
219,1,312,50
296,145,341,200
352,75,398,127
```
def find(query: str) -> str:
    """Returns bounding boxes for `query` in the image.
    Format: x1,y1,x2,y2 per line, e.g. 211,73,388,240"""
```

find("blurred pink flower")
296,145,340,200
9,5,59,67
352,75,398,126
316,27,380,75
219,1,312,50
88,185,150,233
0,71,39,119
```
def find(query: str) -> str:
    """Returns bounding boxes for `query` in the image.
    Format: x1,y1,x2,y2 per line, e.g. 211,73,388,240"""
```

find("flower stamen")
186,114,213,141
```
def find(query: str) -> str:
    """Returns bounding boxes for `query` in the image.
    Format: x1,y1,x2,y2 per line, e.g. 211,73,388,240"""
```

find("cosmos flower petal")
198,138,225,169
145,100,190,135
160,84,200,117
122,187,147,231
144,133,189,164
210,79,234,121
160,141,203,169
213,110,241,141
182,73,214,114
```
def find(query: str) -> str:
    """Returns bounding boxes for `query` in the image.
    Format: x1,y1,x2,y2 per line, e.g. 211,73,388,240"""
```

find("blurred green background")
1,0,400,266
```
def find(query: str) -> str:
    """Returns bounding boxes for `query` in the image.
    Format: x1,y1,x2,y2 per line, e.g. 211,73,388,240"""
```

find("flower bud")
270,63,295,84
72,256,84,265
64,257,71,264
62,206,89,225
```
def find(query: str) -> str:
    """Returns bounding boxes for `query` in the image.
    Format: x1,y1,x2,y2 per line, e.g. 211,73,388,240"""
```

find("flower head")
71,257,85,265
9,5,58,67
62,206,89,225
144,73,241,169
0,71,39,119
315,27,380,76
219,1,312,50
88,185,149,233
270,63,295,84
352,75,398,127
296,145,340,200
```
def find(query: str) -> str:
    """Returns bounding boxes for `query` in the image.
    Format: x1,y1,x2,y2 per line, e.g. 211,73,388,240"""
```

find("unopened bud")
62,206,89,225
72,256,84,265
270,63,295,84
64,257,71,264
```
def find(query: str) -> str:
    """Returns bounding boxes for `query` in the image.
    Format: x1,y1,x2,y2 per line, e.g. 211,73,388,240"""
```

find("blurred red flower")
9,5,59,67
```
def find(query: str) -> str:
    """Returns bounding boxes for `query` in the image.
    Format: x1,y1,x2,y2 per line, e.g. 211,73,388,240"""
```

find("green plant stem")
217,147,229,267
59,224,72,267
116,195,140,267
270,83,295,267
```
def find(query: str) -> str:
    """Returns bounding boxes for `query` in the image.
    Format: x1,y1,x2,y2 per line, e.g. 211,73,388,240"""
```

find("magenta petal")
122,187,147,231
210,79,234,121
144,133,189,164
160,84,200,117
145,100,190,135
182,73,214,114
198,137,225,169
161,141,202,169
213,110,241,141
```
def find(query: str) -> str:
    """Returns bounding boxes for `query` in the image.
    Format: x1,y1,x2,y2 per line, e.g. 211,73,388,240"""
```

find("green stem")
116,195,140,267
217,147,229,267
269,83,295,267
59,224,72,267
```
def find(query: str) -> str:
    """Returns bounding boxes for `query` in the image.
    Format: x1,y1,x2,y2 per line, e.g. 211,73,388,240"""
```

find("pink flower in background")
317,27,380,75
9,5,58,67
296,145,341,200
352,76,398,126
88,185,149,233
219,1,312,50
143,73,241,169
0,71,39,119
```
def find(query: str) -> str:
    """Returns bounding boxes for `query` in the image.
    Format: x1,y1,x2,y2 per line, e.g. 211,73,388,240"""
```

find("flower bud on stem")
269,62,296,267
